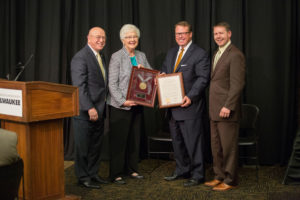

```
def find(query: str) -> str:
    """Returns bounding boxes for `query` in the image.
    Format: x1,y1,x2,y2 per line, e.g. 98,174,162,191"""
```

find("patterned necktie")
96,52,106,80
173,48,185,72
213,50,222,71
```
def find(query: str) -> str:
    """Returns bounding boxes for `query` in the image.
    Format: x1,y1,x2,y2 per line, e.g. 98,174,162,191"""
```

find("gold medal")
139,82,147,90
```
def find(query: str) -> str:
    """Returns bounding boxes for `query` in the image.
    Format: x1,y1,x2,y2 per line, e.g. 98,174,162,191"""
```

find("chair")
147,108,173,158
282,128,300,185
147,132,173,158
0,158,24,200
238,104,260,181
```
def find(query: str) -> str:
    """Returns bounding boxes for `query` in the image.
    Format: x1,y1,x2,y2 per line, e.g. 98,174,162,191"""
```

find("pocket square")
180,64,187,67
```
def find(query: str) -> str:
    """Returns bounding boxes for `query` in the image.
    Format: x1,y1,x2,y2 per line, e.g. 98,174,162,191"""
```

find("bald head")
87,27,106,52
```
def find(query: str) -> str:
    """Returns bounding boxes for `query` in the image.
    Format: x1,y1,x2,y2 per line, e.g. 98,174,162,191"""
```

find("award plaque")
157,72,185,108
126,67,160,107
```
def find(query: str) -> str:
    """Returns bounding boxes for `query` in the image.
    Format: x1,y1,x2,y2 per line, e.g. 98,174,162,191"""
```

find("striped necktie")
213,50,222,71
96,52,106,80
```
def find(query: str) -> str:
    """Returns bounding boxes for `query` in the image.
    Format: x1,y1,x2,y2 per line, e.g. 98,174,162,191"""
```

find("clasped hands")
88,108,98,121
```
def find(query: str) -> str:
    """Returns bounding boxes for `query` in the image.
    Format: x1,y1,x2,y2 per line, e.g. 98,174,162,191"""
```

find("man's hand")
88,107,98,121
123,100,137,107
219,107,231,118
181,96,191,107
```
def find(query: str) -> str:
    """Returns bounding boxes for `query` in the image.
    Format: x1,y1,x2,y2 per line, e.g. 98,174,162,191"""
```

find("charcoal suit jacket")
71,45,108,119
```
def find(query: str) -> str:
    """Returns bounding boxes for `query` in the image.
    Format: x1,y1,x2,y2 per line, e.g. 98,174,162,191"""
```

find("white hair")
119,24,140,40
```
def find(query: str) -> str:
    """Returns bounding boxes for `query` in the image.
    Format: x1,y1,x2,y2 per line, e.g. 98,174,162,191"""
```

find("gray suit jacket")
108,47,151,110
209,44,246,121
0,129,19,166
71,45,108,119
162,43,210,120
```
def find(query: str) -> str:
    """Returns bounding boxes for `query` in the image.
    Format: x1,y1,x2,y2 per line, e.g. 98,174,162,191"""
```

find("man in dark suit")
205,22,245,191
71,27,108,189
162,21,210,187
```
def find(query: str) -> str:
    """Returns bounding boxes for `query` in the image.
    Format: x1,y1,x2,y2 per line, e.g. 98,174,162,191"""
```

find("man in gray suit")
162,21,210,187
205,22,245,191
71,27,108,189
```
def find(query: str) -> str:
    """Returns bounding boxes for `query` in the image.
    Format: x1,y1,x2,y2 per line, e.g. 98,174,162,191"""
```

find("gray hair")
120,24,140,40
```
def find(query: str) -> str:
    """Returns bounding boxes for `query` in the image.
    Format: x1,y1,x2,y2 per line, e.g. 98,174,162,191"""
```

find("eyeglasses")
93,36,106,40
124,36,138,40
175,32,190,37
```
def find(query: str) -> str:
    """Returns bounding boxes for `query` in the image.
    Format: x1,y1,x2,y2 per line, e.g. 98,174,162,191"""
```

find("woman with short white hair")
107,24,152,184
119,24,140,40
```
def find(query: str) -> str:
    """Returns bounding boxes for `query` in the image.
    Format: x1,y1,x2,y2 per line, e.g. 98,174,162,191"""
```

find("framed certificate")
157,73,185,108
126,67,160,107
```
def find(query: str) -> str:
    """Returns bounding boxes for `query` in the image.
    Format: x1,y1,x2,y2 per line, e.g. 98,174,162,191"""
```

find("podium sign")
0,88,22,117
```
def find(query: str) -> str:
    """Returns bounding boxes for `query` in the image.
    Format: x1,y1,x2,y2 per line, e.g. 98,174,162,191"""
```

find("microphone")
6,62,23,80
16,62,23,69
14,54,34,81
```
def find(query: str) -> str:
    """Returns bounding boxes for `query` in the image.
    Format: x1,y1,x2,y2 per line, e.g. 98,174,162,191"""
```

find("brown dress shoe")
213,183,236,191
204,179,221,187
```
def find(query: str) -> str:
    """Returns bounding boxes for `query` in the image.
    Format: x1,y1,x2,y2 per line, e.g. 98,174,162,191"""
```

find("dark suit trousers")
169,117,205,181
73,117,104,182
108,106,142,180
210,120,239,186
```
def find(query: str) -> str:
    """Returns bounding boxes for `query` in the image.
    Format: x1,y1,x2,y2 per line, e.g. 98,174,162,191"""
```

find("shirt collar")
179,40,192,52
218,40,231,53
122,46,136,57
88,44,98,56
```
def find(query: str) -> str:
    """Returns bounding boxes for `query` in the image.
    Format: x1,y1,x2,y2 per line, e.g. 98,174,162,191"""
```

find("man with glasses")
162,21,210,187
71,27,108,189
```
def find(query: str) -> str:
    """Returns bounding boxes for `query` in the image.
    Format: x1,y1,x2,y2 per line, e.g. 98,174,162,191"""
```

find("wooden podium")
0,80,79,200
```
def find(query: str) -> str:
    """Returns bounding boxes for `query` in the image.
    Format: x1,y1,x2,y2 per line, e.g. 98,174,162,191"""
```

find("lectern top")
0,80,79,122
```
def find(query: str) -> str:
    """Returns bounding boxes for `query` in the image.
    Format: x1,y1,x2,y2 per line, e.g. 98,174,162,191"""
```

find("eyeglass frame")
175,32,191,37
124,35,139,40
92,35,106,40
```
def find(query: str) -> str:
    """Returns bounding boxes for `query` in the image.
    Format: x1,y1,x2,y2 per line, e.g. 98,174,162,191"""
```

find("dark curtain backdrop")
0,0,299,164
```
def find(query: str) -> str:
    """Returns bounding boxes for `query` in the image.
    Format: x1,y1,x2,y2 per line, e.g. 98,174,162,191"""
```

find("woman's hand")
137,64,144,68
123,100,137,107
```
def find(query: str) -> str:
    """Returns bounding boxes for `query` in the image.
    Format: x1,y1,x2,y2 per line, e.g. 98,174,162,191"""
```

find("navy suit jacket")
162,43,210,120
71,45,108,120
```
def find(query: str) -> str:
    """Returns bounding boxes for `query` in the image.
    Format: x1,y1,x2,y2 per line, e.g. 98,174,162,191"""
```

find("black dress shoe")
113,178,126,185
183,179,202,187
92,176,109,184
130,174,144,179
164,173,181,181
78,180,101,189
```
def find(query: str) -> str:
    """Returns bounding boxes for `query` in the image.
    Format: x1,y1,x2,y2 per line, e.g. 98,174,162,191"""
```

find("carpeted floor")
64,159,300,200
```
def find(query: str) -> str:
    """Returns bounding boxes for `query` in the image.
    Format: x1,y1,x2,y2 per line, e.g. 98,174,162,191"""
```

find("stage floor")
64,159,300,200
